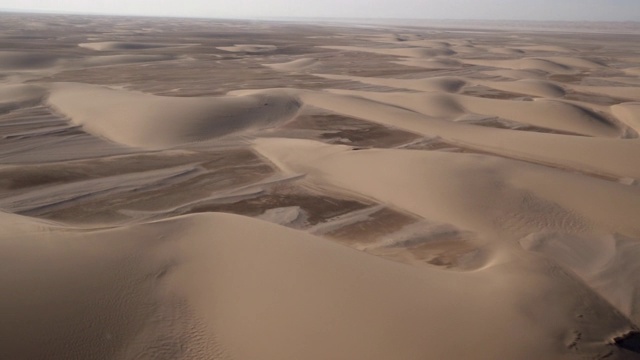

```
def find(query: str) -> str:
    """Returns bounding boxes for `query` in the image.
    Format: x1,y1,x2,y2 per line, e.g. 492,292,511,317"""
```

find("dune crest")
47,83,301,148
79,41,181,51
0,211,634,360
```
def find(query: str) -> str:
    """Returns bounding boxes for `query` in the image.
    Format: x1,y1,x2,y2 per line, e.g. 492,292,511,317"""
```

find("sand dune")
462,58,580,74
74,54,177,67
393,58,462,69
572,85,640,101
624,67,640,76
264,58,319,72
1,211,634,359
0,84,47,112
322,88,618,137
544,56,606,69
47,83,301,148
516,45,574,53
475,78,566,97
314,73,466,92
489,47,525,55
294,90,640,178
217,44,277,53
79,41,180,51
255,138,640,238
316,72,566,98
481,68,547,80
0,51,60,70
320,45,456,58
612,103,640,132
256,138,640,320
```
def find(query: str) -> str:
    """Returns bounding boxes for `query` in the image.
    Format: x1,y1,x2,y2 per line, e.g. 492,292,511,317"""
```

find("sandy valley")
1,12,640,359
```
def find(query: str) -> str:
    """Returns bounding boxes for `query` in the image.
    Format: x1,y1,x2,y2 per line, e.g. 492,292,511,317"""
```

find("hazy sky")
3,0,640,21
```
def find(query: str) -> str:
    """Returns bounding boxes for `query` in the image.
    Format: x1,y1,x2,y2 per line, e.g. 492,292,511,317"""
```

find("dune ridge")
1,211,635,359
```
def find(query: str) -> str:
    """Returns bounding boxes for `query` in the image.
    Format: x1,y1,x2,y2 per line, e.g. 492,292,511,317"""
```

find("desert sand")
1,12,640,360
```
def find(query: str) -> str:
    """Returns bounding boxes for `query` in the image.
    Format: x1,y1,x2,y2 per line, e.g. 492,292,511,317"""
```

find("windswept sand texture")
1,12,640,360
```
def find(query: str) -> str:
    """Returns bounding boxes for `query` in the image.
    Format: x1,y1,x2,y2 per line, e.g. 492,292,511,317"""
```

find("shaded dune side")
46,83,301,149
78,42,182,51
314,73,467,93
217,44,277,53
315,73,566,97
254,138,640,324
461,58,584,74
319,45,456,57
612,103,640,133
254,138,640,239
0,84,47,112
0,212,634,360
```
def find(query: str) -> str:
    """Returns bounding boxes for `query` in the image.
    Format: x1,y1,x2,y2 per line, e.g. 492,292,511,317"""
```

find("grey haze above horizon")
3,0,640,22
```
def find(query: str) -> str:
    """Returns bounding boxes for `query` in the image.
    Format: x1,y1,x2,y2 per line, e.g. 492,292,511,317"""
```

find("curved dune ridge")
320,45,456,58
315,72,566,98
264,58,320,72
46,83,301,148
74,54,177,67
461,58,582,74
314,73,467,92
290,89,640,178
217,44,277,53
322,88,619,137
79,41,181,51
475,78,567,98
0,84,48,114
254,138,640,321
254,138,640,239
612,103,640,132
0,211,634,360
393,58,462,69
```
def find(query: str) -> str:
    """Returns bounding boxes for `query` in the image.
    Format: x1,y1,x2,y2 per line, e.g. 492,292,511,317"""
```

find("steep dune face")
461,58,581,74
0,84,47,112
254,139,640,239
74,54,177,67
612,103,640,132
47,83,301,148
0,212,633,360
296,90,640,178
476,78,567,98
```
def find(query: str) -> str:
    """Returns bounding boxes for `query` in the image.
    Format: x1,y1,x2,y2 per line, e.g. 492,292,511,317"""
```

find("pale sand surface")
1,12,640,359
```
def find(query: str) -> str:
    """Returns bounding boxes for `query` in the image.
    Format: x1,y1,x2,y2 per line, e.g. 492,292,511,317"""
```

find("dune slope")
47,83,301,148
0,211,634,360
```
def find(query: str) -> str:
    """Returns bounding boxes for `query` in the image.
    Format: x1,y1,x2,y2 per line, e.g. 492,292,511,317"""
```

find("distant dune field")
1,13,640,360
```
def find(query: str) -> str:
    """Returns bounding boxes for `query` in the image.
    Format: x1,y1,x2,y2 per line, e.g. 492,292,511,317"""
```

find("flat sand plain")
1,12,640,359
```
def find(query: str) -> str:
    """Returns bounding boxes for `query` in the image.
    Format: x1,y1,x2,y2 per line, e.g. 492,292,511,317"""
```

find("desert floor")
1,12,640,359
